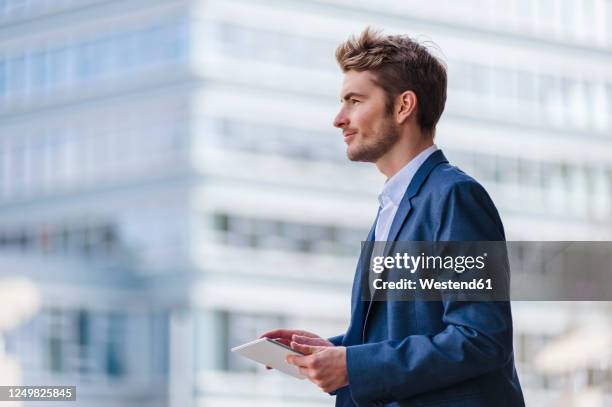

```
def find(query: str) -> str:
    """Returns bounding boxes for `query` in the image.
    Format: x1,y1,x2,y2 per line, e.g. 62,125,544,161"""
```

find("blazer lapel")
361,150,449,340
352,213,377,311
345,209,378,345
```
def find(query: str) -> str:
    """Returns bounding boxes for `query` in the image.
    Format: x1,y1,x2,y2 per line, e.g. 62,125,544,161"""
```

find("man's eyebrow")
340,92,366,101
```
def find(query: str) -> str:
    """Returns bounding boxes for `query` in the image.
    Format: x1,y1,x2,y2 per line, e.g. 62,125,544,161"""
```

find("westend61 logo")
362,241,612,302
363,244,502,301
371,252,488,274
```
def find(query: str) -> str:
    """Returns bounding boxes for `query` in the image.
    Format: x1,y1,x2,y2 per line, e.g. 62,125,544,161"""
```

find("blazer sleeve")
328,334,344,346
345,180,514,406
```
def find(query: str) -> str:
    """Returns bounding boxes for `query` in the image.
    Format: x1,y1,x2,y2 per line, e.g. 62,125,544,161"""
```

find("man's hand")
258,329,331,369
286,341,348,393
258,328,329,348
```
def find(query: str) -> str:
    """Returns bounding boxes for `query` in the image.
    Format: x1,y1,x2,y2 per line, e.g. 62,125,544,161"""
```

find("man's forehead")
339,70,377,98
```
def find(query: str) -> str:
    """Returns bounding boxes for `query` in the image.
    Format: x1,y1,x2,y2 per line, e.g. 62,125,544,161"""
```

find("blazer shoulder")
427,162,485,195
428,163,506,240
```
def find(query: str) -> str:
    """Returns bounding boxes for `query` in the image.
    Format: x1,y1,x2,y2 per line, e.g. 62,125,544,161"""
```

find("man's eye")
351,99,360,104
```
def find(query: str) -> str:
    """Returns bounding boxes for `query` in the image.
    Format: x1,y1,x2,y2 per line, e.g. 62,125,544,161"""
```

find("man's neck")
376,136,434,179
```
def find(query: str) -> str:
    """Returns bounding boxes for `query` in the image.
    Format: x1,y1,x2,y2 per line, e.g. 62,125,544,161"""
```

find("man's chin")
346,147,376,163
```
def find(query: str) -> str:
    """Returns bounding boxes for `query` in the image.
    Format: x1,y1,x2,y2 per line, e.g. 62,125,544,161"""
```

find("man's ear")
395,90,417,124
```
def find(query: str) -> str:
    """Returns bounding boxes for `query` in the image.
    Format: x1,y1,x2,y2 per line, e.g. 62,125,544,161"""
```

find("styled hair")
335,27,447,137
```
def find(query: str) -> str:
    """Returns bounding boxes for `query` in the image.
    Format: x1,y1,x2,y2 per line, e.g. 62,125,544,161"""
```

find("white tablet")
231,338,306,379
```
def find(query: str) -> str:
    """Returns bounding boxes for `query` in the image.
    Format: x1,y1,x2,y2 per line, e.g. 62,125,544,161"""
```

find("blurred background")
0,0,611,406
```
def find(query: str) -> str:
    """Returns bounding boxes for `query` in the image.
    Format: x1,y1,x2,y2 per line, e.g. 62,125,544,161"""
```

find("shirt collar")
378,144,438,207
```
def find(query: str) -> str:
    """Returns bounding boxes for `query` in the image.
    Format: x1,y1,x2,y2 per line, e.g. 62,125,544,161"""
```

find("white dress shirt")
375,144,438,241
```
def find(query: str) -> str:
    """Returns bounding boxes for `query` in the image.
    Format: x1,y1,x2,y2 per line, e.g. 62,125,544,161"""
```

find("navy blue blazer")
330,150,525,407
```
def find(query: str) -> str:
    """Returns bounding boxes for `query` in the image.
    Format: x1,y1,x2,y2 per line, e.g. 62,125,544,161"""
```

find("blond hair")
336,27,447,136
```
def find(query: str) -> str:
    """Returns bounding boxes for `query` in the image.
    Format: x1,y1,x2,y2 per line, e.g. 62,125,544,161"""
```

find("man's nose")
333,109,349,128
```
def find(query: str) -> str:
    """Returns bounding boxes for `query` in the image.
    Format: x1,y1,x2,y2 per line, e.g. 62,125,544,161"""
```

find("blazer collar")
385,149,449,243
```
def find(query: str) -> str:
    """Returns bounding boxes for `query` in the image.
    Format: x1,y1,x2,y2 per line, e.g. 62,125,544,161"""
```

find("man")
261,28,525,406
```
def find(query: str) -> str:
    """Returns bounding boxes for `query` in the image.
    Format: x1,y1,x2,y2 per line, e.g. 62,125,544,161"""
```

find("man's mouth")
343,132,356,142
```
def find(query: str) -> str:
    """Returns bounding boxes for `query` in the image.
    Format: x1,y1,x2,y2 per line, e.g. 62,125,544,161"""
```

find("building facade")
1,0,611,406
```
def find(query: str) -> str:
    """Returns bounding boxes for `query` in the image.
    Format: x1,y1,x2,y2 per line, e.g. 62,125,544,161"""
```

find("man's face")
333,70,400,162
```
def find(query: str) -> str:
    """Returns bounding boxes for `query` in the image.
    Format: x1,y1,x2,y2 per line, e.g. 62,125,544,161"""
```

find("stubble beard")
346,119,400,163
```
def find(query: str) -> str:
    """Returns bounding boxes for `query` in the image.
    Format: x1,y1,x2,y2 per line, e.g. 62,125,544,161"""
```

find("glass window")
0,137,8,198
607,0,612,45
540,75,565,125
518,159,540,186
568,80,588,128
559,0,574,38
8,54,26,96
517,0,536,30
77,310,90,373
43,131,59,188
493,68,518,100
42,308,129,378
583,0,597,40
47,309,64,373
589,82,608,131
106,312,125,377
214,22,336,71
59,129,76,187
0,58,5,98
90,39,108,78
10,139,25,195
89,38,109,78
496,156,519,184
226,312,284,372
30,50,47,92
28,133,46,191
214,213,229,232
7,0,26,13
140,25,161,65
475,153,496,182
167,19,190,62
47,48,67,88
118,31,140,70
517,71,536,101
448,62,467,91
606,84,612,133
472,64,491,95
105,34,122,77
76,42,95,80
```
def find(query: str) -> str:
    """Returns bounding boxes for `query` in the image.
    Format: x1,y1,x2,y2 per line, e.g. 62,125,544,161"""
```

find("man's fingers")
292,335,331,347
286,354,297,366
286,354,310,368
298,366,310,378
274,338,291,347
295,330,319,338
291,341,321,355
259,329,292,341
259,329,319,341
291,341,314,355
